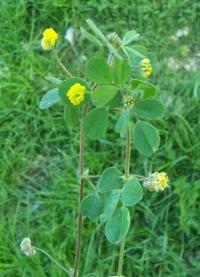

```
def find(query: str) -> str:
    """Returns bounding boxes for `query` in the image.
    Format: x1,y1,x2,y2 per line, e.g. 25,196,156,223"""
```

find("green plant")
21,19,169,277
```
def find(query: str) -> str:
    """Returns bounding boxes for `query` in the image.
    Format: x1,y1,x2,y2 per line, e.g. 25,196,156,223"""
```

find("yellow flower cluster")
141,58,152,78
41,28,58,50
143,172,169,192
67,83,86,105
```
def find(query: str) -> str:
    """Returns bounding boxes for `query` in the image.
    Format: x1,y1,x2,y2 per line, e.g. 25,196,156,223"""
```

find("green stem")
54,50,73,77
34,247,70,276
72,103,89,277
117,123,131,277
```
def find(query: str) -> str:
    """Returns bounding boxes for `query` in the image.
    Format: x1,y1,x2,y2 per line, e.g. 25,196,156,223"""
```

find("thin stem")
34,247,70,276
117,123,131,277
54,50,73,77
72,103,89,277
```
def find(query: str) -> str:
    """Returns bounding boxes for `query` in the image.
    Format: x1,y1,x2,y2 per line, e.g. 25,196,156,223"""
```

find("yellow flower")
67,83,86,105
41,28,58,50
141,58,152,78
143,172,169,192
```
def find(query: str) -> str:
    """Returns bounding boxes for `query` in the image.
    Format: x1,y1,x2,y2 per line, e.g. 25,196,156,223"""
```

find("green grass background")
0,0,200,276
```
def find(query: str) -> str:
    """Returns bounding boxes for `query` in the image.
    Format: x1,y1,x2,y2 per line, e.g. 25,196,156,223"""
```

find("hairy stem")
117,123,131,277
72,103,89,277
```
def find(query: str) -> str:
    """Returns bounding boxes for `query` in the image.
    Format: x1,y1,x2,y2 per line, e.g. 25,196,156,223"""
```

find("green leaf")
133,121,160,157
39,88,60,110
105,207,130,244
100,189,121,223
80,27,102,46
134,99,164,119
45,76,62,85
80,193,100,220
132,79,158,98
86,19,121,58
64,105,80,127
86,58,113,84
92,85,118,107
121,177,143,206
115,110,130,138
123,45,147,59
113,59,131,87
84,108,108,139
97,167,122,193
59,77,89,102
122,30,140,45
107,93,123,108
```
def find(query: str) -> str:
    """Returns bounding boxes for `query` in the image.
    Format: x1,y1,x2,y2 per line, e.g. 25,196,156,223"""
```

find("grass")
0,0,200,276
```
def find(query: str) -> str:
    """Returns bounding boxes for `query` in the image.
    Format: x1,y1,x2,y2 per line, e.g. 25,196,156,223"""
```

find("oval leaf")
121,177,143,206
100,189,121,223
133,121,160,157
113,59,131,87
105,207,130,244
84,108,108,139
45,76,62,85
92,85,118,107
132,79,158,98
97,167,122,193
64,105,80,127
80,193,100,220
115,110,130,138
39,88,60,110
86,58,113,84
134,99,164,119
122,30,140,45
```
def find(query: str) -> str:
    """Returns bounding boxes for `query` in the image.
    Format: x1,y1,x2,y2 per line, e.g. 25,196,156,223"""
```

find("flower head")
143,172,169,192
41,28,58,50
20,237,36,257
67,83,86,105
140,58,152,78
124,96,135,108
107,32,122,48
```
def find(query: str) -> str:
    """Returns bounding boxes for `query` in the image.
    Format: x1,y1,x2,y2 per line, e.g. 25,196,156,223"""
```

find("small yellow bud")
41,28,58,50
67,83,86,106
140,58,152,78
124,96,135,108
20,237,36,257
143,172,169,192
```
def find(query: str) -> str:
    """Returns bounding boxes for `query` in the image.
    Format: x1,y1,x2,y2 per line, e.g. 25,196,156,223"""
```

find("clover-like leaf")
84,108,108,139
113,59,131,87
97,167,122,193
121,177,143,206
80,193,100,220
105,207,130,244
86,58,113,84
133,121,160,157
115,110,130,138
122,30,140,45
134,99,164,119
132,79,158,98
100,189,121,223
92,85,118,107
39,88,60,110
